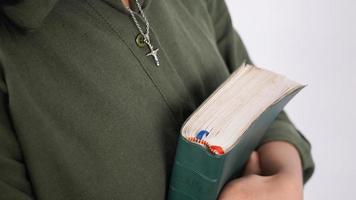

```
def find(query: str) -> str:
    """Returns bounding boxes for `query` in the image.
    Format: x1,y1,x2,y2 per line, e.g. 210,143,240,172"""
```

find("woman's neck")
121,0,130,8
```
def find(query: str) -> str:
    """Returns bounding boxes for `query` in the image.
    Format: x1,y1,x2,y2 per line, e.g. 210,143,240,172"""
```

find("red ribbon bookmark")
208,146,224,155
187,137,225,155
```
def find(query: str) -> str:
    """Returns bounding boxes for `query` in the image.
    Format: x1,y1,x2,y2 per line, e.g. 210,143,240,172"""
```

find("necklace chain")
126,0,160,66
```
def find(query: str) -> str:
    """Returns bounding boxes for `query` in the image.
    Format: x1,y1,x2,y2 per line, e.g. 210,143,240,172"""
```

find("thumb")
243,151,261,176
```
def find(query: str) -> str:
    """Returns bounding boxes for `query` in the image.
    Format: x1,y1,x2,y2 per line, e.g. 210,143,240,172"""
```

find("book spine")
168,136,224,200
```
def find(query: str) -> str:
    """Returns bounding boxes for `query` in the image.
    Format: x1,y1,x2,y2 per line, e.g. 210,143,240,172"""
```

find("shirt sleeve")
206,0,314,183
0,65,35,199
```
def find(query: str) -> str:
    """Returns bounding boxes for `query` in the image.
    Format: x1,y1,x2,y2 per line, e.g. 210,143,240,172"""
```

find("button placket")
86,0,195,125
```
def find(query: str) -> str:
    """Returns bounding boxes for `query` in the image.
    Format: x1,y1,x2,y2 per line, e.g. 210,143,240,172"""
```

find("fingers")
243,151,261,176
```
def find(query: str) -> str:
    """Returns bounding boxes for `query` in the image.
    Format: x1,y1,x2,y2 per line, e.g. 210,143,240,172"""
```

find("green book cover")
168,64,304,200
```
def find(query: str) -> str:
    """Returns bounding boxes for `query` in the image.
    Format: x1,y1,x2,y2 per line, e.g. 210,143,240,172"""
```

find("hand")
218,141,304,200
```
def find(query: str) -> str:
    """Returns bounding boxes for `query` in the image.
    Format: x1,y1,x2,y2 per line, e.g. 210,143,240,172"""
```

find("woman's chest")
0,0,231,198
4,0,230,125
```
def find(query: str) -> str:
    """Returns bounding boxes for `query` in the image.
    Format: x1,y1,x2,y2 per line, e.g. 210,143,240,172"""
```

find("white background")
225,0,356,199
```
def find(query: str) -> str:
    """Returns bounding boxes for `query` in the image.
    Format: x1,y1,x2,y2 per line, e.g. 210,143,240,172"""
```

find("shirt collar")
1,0,151,31
2,0,59,30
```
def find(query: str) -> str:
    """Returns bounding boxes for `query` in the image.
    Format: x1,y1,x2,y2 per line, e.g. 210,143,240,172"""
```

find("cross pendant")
146,48,160,66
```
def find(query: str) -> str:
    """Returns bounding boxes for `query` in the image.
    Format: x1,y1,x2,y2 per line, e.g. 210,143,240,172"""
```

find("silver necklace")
126,0,160,66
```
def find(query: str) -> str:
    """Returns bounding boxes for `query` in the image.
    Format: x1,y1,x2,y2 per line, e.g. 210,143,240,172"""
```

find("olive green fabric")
0,0,314,199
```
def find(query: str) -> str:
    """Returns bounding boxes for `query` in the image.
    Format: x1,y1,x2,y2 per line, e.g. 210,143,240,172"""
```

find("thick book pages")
168,64,304,200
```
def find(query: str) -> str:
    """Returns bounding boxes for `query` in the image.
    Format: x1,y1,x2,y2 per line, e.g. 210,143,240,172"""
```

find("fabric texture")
0,0,314,199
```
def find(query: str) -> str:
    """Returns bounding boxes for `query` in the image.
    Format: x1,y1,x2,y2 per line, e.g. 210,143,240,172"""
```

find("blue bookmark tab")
196,130,209,140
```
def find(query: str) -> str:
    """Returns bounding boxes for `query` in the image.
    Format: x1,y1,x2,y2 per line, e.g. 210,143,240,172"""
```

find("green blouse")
0,0,314,199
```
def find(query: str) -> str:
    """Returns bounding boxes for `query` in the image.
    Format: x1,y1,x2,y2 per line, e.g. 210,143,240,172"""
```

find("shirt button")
135,34,146,48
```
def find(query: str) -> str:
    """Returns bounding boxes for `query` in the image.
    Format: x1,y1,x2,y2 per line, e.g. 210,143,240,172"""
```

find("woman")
0,0,314,199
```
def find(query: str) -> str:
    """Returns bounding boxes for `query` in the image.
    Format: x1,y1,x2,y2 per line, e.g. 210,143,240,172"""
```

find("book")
168,64,304,200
